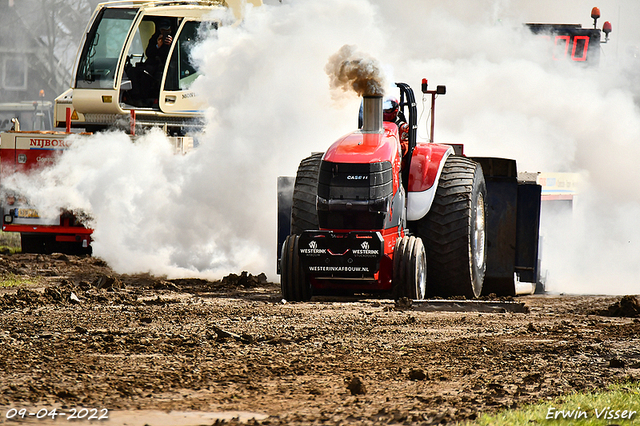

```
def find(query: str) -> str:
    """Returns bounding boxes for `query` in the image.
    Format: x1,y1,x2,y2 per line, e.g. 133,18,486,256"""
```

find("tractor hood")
323,122,401,165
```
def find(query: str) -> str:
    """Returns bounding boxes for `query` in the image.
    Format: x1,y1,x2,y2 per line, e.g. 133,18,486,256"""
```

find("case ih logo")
347,175,367,180
30,138,71,149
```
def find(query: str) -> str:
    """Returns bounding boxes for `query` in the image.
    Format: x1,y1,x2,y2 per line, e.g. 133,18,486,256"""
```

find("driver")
383,97,409,156
145,18,173,73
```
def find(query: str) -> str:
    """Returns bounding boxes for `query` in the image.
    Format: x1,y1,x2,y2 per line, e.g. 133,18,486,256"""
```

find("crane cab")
54,0,261,134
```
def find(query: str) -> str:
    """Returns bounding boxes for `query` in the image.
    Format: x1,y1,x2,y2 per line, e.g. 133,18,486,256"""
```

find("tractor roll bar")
395,82,417,189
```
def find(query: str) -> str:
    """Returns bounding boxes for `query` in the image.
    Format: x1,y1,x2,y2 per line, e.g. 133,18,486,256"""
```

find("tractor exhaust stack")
362,95,383,133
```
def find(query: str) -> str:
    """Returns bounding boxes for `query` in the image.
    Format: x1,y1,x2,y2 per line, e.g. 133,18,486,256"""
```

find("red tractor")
277,81,541,300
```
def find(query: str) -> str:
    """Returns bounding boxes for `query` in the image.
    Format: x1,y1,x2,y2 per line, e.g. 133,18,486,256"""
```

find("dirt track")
0,253,638,425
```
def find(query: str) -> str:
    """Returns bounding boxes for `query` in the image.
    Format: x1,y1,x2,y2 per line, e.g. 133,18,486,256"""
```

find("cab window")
76,8,137,89
120,16,179,108
164,21,217,91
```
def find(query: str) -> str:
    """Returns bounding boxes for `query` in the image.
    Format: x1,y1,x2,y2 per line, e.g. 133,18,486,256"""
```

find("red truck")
0,131,92,254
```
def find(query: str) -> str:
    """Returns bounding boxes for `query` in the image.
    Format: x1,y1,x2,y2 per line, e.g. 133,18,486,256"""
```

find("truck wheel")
291,152,323,234
20,234,50,254
392,236,427,300
417,156,487,298
280,234,312,302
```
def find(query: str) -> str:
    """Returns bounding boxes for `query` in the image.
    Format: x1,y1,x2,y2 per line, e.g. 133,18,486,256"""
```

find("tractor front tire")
280,234,312,302
392,236,427,300
291,152,323,234
417,156,487,298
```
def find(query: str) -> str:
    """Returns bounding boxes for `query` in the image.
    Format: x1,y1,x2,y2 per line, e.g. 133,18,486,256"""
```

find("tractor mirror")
436,85,446,95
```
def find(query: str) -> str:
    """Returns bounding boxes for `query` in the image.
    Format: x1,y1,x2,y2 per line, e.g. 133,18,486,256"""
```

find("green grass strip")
0,230,20,248
462,382,640,425
0,273,39,288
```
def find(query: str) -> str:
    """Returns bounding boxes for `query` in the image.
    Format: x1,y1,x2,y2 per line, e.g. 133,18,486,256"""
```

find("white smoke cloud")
6,0,387,279
4,0,639,294
369,1,640,294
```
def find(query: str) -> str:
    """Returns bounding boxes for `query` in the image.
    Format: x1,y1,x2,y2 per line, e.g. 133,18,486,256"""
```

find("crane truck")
1,0,260,254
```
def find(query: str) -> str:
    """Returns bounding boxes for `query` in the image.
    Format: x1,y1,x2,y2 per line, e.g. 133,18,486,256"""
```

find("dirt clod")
220,271,268,288
394,297,412,310
347,376,367,395
408,369,427,381
609,358,626,368
601,295,640,318
95,274,124,290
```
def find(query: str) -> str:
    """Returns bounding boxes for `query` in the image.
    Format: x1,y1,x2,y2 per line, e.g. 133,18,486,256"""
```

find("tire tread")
417,156,485,297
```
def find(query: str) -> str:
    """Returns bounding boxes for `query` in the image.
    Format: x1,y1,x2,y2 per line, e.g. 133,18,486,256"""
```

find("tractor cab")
55,0,261,133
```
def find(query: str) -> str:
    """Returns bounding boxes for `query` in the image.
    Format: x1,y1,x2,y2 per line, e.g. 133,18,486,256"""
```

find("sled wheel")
392,236,427,300
291,153,323,234
280,235,311,301
418,156,487,298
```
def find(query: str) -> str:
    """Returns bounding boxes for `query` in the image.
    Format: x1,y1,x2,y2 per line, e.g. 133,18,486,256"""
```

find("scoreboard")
526,24,602,64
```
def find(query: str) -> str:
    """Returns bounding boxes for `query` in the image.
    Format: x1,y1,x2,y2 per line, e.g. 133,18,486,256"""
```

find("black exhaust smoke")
325,44,386,103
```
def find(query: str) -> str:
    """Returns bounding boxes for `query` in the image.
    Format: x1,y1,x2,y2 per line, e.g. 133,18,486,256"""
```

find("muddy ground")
0,253,638,425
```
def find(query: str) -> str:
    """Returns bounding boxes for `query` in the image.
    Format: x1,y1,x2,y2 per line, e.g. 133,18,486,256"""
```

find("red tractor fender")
406,143,454,221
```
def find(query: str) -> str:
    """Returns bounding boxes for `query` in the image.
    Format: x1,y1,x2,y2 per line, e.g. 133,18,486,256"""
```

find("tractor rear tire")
291,152,323,234
392,236,427,300
417,156,487,298
280,234,312,302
